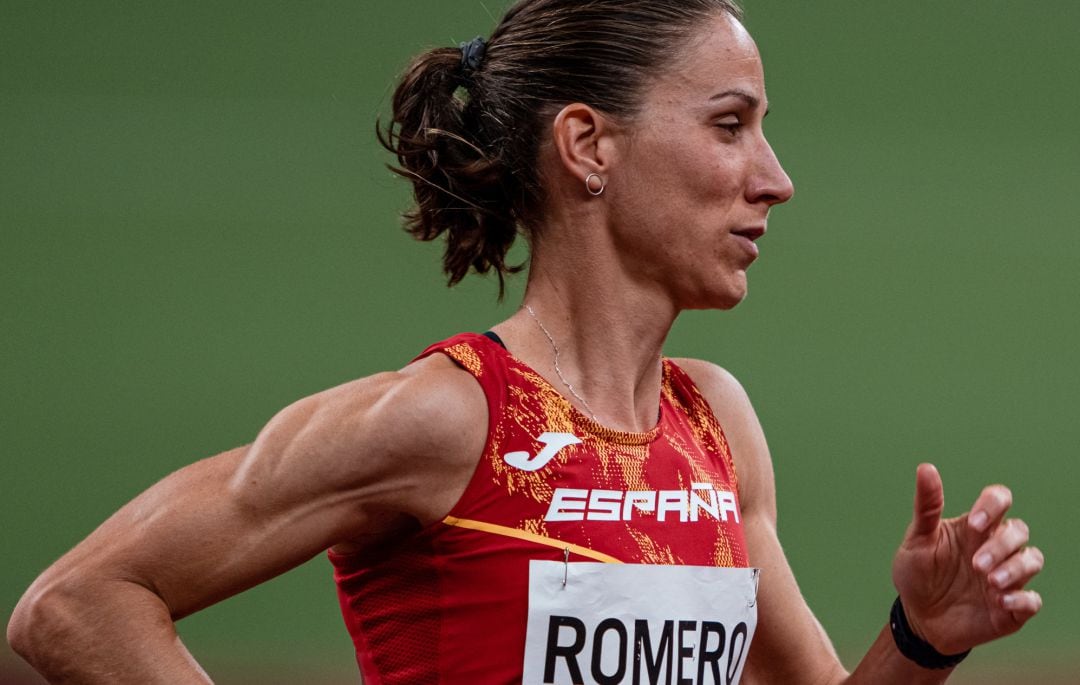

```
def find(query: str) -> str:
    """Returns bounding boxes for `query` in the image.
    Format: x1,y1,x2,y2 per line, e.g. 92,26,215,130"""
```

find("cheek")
701,154,744,199
661,137,745,209
610,134,744,244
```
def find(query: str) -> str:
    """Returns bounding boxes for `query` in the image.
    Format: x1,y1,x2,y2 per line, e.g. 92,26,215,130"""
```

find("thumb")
908,463,945,539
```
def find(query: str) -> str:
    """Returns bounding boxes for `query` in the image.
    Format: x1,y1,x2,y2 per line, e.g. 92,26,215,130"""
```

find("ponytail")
379,45,521,297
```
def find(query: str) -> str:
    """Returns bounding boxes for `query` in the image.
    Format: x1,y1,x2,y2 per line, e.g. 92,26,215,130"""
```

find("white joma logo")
503,432,581,472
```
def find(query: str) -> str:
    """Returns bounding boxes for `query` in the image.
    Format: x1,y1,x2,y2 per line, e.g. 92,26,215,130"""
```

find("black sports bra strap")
482,330,506,349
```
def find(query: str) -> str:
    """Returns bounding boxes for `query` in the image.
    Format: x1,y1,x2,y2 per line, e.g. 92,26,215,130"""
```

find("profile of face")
604,12,795,311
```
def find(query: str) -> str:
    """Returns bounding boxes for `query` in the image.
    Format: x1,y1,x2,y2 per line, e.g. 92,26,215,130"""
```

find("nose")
746,136,794,207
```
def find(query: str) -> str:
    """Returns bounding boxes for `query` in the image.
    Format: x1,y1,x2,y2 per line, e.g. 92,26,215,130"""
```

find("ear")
551,103,616,186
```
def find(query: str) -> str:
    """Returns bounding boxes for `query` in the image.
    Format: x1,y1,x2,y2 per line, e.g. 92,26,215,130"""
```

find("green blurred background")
2,1,1077,682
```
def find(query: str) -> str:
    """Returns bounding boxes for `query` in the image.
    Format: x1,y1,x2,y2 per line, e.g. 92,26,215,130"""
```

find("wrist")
898,597,932,643
889,597,970,670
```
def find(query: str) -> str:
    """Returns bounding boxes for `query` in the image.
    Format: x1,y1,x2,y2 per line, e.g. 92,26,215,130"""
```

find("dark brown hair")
380,0,743,296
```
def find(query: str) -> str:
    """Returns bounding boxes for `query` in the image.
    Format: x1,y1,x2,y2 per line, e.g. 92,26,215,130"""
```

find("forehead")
646,13,765,106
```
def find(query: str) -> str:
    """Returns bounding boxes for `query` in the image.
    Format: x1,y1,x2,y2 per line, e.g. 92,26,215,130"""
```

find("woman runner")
8,1,1044,683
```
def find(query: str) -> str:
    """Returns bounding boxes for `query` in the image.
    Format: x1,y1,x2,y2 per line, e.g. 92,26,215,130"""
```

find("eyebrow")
709,89,769,116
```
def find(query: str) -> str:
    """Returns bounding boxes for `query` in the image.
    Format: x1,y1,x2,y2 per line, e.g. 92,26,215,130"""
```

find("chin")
711,273,749,310
676,271,749,311
714,292,746,311
684,286,747,312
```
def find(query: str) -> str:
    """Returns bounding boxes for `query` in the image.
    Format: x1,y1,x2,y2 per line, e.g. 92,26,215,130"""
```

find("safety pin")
563,547,570,587
748,568,761,608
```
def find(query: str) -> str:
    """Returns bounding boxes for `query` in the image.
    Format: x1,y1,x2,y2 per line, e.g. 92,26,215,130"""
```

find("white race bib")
523,561,759,685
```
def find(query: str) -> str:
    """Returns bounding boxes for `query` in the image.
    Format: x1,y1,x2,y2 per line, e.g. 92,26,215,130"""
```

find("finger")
908,463,944,538
988,546,1045,591
973,518,1030,573
1001,589,1043,623
967,484,1012,533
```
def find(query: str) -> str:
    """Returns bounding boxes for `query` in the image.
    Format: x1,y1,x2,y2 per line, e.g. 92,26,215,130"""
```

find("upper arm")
675,358,848,684
27,356,487,620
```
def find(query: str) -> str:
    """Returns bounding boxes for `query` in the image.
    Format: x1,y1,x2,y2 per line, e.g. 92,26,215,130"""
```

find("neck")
493,240,679,433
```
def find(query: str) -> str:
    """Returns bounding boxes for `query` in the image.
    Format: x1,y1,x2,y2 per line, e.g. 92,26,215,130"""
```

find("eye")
714,117,742,137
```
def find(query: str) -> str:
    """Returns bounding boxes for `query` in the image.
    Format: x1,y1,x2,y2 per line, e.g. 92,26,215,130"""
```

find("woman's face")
605,12,794,310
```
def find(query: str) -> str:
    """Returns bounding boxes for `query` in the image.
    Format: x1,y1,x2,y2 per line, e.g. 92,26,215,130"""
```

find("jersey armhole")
412,334,508,523
664,358,741,493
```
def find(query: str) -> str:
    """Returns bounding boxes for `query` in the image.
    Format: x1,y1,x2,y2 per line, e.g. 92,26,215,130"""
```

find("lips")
731,226,765,242
730,226,765,260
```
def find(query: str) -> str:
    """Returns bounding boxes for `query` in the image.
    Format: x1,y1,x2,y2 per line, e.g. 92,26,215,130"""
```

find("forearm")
8,576,212,684
840,624,953,685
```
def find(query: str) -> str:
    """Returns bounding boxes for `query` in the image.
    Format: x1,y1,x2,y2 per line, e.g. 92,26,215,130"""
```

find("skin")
7,11,1042,684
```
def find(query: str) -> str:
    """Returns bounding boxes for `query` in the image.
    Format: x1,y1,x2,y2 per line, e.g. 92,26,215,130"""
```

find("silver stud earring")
585,173,606,196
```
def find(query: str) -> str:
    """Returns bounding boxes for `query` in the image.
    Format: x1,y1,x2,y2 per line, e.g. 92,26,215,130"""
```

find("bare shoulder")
669,357,751,416
329,352,487,466
236,351,488,527
669,358,758,442
670,357,776,518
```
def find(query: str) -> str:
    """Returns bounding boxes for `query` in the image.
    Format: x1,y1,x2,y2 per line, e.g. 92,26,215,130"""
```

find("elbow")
7,572,85,669
5,594,31,658
7,581,48,662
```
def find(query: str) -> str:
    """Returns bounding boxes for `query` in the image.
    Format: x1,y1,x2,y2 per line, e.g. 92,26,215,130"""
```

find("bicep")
41,371,436,620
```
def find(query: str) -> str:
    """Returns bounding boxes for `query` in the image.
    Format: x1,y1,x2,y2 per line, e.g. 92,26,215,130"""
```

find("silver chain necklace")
524,304,599,421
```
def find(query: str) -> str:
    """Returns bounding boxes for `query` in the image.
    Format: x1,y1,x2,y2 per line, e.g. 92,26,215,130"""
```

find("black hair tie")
459,36,487,78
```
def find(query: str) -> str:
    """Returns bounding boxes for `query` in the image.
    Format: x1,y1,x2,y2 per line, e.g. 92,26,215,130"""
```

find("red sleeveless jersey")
329,333,749,684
